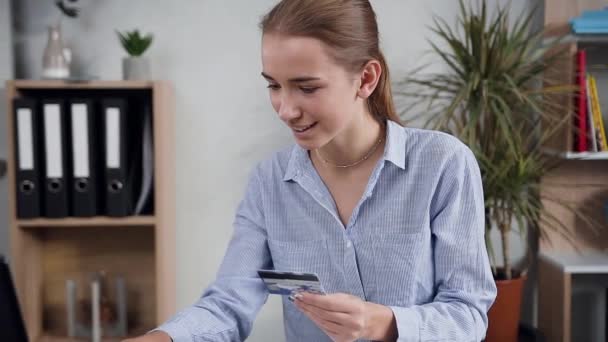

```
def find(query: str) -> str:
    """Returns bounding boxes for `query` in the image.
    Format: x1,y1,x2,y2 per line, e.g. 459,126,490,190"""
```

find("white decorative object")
65,274,128,339
42,24,71,79
66,280,76,337
91,280,101,342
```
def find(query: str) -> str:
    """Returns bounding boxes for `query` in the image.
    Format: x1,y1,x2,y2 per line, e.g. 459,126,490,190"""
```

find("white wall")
10,1,537,340
0,0,13,261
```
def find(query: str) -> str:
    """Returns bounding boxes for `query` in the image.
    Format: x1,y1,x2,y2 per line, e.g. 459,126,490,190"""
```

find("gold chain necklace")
315,137,383,168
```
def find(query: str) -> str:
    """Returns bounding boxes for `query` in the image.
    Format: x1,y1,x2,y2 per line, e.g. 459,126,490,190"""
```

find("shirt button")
346,241,352,248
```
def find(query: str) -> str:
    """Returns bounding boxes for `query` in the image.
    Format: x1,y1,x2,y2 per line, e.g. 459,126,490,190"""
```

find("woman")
127,1,496,341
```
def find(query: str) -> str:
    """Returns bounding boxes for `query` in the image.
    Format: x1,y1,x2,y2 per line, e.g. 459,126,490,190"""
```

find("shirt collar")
283,119,406,182
283,144,306,182
384,120,406,170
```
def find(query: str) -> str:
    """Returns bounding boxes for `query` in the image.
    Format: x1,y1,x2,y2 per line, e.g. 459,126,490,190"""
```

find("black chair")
482,324,545,342
0,255,29,342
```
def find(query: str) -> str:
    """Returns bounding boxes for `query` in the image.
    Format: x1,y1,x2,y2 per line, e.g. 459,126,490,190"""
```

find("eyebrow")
261,72,321,83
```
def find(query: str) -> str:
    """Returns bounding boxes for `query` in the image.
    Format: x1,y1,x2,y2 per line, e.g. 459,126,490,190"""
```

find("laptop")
0,255,29,342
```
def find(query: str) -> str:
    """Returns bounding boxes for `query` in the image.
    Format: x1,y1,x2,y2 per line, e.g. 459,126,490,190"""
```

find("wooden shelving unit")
541,0,608,252
5,80,176,342
540,1,608,341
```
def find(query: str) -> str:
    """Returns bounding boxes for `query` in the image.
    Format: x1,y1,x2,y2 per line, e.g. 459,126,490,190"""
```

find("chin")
294,139,320,151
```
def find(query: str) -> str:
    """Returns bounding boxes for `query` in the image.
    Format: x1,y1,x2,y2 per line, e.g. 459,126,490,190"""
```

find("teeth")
294,123,314,132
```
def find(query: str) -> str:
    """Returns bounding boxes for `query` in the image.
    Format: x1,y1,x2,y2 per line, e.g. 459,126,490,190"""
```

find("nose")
277,94,301,122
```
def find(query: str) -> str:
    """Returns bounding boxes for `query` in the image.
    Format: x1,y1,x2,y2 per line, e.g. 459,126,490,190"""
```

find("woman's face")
261,33,362,150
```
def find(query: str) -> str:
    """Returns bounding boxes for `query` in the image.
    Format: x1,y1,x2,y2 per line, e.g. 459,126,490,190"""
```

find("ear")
356,59,382,99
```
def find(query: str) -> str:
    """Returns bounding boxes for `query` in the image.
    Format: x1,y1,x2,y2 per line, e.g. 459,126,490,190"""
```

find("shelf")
38,330,151,342
16,216,156,228
542,148,608,160
543,33,608,46
570,33,608,44
8,79,156,90
39,337,121,342
540,250,608,274
39,335,140,342
6,80,176,340
560,151,608,159
37,326,151,341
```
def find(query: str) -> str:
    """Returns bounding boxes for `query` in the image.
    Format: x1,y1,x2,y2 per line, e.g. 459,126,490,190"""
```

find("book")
588,74,608,151
586,75,598,152
575,50,588,152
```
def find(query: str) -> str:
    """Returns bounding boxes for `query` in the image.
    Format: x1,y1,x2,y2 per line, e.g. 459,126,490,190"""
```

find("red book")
575,50,588,152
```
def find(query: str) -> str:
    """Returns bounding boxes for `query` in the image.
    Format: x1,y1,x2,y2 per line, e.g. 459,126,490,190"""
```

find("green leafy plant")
397,0,602,280
117,30,153,57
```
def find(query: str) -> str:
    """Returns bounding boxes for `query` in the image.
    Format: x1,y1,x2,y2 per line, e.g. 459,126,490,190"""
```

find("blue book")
571,8,608,33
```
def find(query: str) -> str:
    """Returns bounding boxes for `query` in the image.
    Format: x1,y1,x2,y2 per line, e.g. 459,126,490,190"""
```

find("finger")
296,300,351,325
300,309,338,336
298,302,348,336
297,300,366,338
298,293,352,313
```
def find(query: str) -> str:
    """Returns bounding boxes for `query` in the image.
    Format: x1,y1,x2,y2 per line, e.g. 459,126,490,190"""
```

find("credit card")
257,269,326,299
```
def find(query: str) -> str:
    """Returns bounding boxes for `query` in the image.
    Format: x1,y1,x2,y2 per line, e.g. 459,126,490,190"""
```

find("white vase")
42,24,71,79
122,57,150,80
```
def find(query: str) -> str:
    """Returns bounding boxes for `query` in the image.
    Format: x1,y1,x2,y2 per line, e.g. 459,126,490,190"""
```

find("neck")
315,113,385,168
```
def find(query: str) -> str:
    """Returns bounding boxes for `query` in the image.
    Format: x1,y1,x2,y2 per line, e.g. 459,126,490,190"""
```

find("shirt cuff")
149,319,190,342
389,306,420,342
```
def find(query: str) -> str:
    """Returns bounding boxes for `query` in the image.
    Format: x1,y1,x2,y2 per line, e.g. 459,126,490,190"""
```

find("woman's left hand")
293,292,371,342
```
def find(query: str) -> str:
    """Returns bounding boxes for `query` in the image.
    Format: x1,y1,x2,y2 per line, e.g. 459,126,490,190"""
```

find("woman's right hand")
122,330,172,342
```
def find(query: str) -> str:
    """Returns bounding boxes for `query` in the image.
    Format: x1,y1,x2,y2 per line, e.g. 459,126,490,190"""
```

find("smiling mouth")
293,122,317,133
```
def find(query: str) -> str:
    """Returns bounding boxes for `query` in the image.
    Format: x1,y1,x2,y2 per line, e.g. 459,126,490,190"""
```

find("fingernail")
294,293,303,299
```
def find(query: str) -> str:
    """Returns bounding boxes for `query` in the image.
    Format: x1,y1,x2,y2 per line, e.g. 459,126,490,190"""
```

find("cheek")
318,89,355,123
269,92,281,113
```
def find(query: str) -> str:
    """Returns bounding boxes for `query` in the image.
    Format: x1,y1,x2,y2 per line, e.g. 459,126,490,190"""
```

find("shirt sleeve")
153,164,272,342
390,146,497,342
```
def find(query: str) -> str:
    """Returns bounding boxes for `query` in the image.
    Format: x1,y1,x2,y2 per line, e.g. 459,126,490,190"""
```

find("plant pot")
485,273,526,342
122,57,150,80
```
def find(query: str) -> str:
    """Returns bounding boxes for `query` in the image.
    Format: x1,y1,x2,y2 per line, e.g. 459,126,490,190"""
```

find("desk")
538,251,608,342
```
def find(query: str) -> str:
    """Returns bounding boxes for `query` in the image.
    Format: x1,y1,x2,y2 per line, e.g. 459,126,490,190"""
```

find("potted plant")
397,1,599,340
117,29,154,80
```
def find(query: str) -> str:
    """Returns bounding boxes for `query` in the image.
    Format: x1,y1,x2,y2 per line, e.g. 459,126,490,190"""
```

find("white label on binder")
71,104,90,178
44,104,63,178
17,108,34,170
106,107,120,168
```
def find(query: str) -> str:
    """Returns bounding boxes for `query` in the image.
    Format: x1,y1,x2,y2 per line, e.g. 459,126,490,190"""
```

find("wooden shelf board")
544,34,608,45
540,250,608,274
560,151,608,160
38,330,152,342
39,335,137,342
571,33,608,44
542,148,608,160
8,79,155,90
16,216,156,228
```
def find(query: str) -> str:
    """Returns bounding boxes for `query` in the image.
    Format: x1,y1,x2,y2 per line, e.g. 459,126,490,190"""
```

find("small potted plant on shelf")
397,1,601,341
117,29,154,80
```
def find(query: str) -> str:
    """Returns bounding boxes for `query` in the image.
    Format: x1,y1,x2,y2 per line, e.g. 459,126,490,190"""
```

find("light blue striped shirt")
157,120,497,341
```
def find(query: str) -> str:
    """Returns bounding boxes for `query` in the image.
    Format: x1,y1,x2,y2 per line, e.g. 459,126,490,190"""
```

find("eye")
300,87,319,94
267,84,280,91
